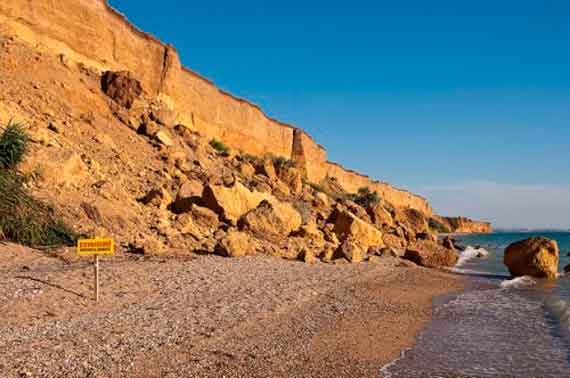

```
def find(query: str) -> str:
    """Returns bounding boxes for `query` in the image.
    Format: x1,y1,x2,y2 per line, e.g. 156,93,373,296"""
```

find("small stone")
155,130,173,147
47,122,61,133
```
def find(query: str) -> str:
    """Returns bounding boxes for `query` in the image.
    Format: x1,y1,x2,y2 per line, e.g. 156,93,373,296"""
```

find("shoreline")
0,243,464,377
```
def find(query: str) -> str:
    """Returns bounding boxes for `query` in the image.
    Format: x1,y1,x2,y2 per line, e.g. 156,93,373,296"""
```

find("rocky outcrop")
403,240,459,268
504,237,559,279
101,71,142,109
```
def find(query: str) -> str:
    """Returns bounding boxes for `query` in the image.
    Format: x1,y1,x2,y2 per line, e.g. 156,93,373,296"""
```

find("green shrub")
271,155,295,170
239,152,259,164
0,122,28,169
0,170,78,247
209,139,229,155
0,124,78,247
428,218,451,234
351,187,380,208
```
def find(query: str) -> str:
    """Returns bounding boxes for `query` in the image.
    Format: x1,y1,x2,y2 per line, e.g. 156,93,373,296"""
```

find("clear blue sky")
109,0,570,229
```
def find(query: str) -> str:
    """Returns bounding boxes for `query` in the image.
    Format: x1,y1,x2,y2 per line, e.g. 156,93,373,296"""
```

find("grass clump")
351,187,380,208
0,124,78,247
239,152,260,164
0,122,28,169
209,139,230,155
271,155,295,170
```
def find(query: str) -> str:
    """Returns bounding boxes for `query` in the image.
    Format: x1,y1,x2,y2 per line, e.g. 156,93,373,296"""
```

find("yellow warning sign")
77,238,115,256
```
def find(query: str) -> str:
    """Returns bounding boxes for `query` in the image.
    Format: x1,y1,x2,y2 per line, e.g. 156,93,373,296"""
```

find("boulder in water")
503,237,559,279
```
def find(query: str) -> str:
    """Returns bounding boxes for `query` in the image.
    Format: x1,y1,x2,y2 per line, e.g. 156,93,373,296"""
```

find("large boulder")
382,233,407,251
341,200,371,223
171,180,204,214
101,71,142,109
336,238,367,263
201,182,273,223
368,202,395,228
280,237,311,260
404,240,459,268
278,167,303,195
155,130,174,147
174,205,219,240
215,230,257,258
150,105,176,127
332,210,383,247
256,158,277,181
296,222,326,249
238,200,302,242
504,237,559,279
331,210,384,262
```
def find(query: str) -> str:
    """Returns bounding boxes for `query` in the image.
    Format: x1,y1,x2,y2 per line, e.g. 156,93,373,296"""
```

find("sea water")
381,232,570,378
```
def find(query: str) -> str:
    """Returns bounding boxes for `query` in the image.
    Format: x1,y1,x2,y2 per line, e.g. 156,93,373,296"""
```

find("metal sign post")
77,238,114,303
94,255,100,302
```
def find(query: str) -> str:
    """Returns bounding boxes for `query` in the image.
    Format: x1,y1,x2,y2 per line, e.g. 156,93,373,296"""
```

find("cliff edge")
0,0,490,239
0,0,436,213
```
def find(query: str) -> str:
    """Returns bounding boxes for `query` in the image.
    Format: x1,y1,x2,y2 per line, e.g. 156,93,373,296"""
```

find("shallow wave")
545,297,570,335
447,267,510,279
455,246,489,267
382,289,570,377
500,276,536,289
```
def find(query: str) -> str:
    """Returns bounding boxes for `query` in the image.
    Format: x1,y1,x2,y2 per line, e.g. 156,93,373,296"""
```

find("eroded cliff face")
0,0,436,214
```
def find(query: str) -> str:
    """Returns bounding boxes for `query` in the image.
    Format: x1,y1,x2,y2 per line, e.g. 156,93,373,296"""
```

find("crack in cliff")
158,45,169,95
111,30,118,62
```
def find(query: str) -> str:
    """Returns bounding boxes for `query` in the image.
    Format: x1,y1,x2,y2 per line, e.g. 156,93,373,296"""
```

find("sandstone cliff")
440,217,492,234
0,0,432,213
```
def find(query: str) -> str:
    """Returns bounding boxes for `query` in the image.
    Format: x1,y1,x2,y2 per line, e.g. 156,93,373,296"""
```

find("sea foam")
500,276,536,289
455,246,489,267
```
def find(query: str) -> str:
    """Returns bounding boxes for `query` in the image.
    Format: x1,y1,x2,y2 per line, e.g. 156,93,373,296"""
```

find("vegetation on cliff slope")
0,122,78,247
351,187,380,208
209,139,230,155
0,121,28,169
428,217,451,234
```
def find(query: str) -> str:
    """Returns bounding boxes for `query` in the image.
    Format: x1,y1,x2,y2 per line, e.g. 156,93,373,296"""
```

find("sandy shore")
0,242,463,378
